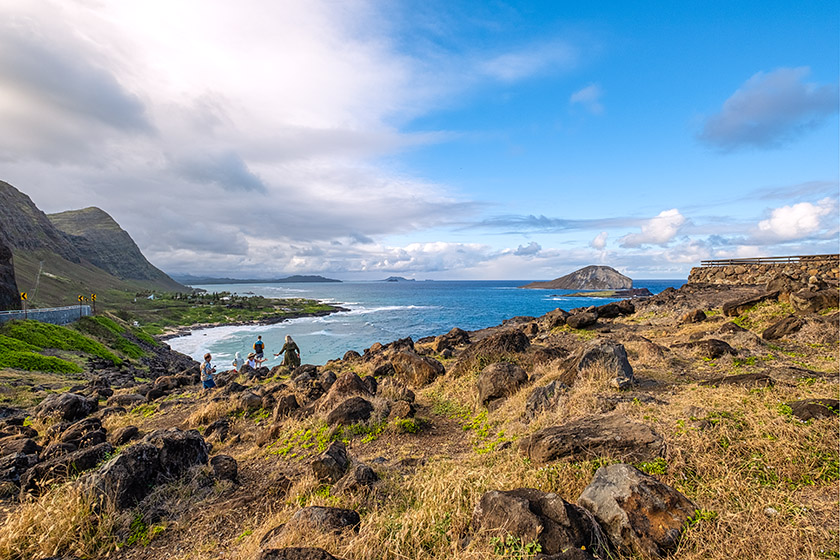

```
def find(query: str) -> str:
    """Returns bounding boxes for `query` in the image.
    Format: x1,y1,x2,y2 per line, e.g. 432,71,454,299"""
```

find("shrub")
0,351,83,373
1,320,121,366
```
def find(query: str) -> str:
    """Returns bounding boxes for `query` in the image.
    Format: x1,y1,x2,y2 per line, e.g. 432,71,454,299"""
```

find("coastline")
157,305,350,341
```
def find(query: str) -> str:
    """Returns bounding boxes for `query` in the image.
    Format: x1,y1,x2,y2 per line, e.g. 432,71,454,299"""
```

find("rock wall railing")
688,254,839,286
0,305,91,326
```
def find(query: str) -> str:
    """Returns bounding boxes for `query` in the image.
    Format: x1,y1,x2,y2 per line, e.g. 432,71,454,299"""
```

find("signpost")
91,293,96,315
20,292,27,320
78,295,84,318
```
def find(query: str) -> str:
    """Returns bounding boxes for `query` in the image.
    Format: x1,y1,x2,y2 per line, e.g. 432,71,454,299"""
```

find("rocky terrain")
521,266,633,290
0,272,837,560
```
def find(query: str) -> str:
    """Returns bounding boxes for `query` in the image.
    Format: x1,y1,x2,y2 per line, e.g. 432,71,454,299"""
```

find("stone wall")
0,305,91,326
687,255,839,286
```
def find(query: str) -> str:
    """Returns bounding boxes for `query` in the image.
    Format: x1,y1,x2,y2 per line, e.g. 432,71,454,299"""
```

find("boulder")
524,380,569,420
204,418,231,442
789,288,839,313
0,452,34,484
311,441,349,483
477,362,528,409
58,417,102,445
210,454,238,481
762,315,806,340
541,308,570,330
372,362,395,377
722,291,778,316
391,351,446,387
334,463,379,494
326,397,373,427
717,322,747,335
578,464,697,557
343,350,361,361
786,399,839,421
271,394,300,421
571,339,635,389
671,339,736,359
317,373,373,413
433,327,471,351
89,428,208,508
519,413,664,464
387,400,415,420
679,309,707,324
106,393,146,408
110,426,140,446
21,442,114,496
566,312,598,329
455,330,531,375
0,436,41,456
472,488,609,558
238,391,263,411
284,506,361,535
35,393,97,422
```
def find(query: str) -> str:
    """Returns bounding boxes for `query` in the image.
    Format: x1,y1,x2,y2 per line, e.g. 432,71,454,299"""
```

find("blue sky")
0,0,837,280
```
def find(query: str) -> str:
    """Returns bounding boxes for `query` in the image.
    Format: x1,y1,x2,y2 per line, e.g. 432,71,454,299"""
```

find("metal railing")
0,305,91,326
700,254,839,267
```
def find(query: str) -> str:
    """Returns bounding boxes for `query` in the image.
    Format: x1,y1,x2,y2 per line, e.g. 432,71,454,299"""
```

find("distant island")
559,288,653,298
520,265,633,290
172,274,342,285
383,276,415,282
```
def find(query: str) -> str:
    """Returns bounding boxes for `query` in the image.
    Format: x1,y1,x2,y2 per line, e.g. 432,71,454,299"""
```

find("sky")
0,0,837,280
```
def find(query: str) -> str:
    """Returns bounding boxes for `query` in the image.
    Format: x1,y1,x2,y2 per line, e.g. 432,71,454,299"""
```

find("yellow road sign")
91,294,96,301
20,292,27,300
78,295,84,302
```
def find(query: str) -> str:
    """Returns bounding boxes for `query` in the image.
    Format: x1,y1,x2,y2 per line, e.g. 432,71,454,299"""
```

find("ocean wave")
346,305,437,315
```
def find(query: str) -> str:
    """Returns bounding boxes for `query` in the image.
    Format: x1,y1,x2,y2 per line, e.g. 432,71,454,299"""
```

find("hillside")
0,181,185,307
48,207,184,292
0,277,836,560
521,265,633,290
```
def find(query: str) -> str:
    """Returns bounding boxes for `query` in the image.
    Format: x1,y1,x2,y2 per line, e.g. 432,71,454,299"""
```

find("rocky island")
0,257,836,560
521,265,633,290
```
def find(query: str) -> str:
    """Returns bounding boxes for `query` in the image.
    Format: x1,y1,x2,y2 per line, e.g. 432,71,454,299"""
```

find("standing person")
232,351,245,372
201,353,217,389
253,335,265,362
274,335,301,369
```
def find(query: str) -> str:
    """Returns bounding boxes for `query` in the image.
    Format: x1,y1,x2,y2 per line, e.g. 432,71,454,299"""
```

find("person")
231,351,245,372
246,352,257,369
253,335,265,361
274,335,301,368
200,353,217,389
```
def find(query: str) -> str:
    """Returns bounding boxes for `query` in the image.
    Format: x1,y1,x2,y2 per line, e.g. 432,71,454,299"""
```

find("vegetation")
0,319,122,366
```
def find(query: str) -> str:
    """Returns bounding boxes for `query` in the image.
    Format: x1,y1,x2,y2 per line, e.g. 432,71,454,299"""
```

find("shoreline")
157,305,350,341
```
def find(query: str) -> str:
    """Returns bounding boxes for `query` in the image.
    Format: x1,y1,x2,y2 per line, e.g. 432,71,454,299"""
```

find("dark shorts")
256,352,264,360
202,379,216,389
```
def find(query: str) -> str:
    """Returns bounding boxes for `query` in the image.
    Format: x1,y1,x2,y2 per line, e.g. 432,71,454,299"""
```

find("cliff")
48,207,185,291
520,265,633,290
0,236,20,310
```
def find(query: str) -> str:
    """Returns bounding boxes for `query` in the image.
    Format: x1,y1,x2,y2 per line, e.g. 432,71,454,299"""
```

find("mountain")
48,207,183,291
0,237,20,310
0,180,185,307
171,274,341,285
520,265,633,290
383,276,415,282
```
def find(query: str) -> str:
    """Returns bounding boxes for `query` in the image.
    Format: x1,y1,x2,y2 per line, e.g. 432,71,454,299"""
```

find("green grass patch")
0,351,83,374
0,334,41,353
1,320,122,366
73,317,145,360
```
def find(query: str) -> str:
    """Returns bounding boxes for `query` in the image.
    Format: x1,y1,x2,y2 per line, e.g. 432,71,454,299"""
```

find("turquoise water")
168,279,684,367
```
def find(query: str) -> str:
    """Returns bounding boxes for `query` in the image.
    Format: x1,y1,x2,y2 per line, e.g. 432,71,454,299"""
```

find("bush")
0,334,41,353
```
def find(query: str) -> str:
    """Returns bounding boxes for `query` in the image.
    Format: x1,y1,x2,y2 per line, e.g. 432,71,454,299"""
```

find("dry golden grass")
0,484,129,559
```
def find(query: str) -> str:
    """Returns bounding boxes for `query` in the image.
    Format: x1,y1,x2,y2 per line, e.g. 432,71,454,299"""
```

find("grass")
0,319,122,366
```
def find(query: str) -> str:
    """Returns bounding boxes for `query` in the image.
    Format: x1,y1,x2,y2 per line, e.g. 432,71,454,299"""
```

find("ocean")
167,279,684,367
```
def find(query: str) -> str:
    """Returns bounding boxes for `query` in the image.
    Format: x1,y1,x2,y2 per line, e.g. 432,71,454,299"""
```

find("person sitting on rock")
201,353,217,389
246,352,258,369
274,335,301,369
231,351,245,372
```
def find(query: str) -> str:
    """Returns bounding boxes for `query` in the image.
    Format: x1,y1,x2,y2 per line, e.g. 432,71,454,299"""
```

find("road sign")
20,292,27,301
91,294,96,302
78,295,84,302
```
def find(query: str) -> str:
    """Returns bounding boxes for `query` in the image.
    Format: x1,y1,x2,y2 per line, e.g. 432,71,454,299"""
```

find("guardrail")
700,254,838,267
0,305,91,326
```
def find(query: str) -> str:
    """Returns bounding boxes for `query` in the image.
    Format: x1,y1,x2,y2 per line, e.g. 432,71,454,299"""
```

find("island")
520,265,632,290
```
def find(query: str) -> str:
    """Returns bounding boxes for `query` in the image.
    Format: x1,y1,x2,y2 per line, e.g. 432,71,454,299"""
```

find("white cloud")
514,242,541,256
756,198,835,241
698,67,838,150
590,231,608,249
570,83,603,115
479,42,577,82
619,209,686,247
